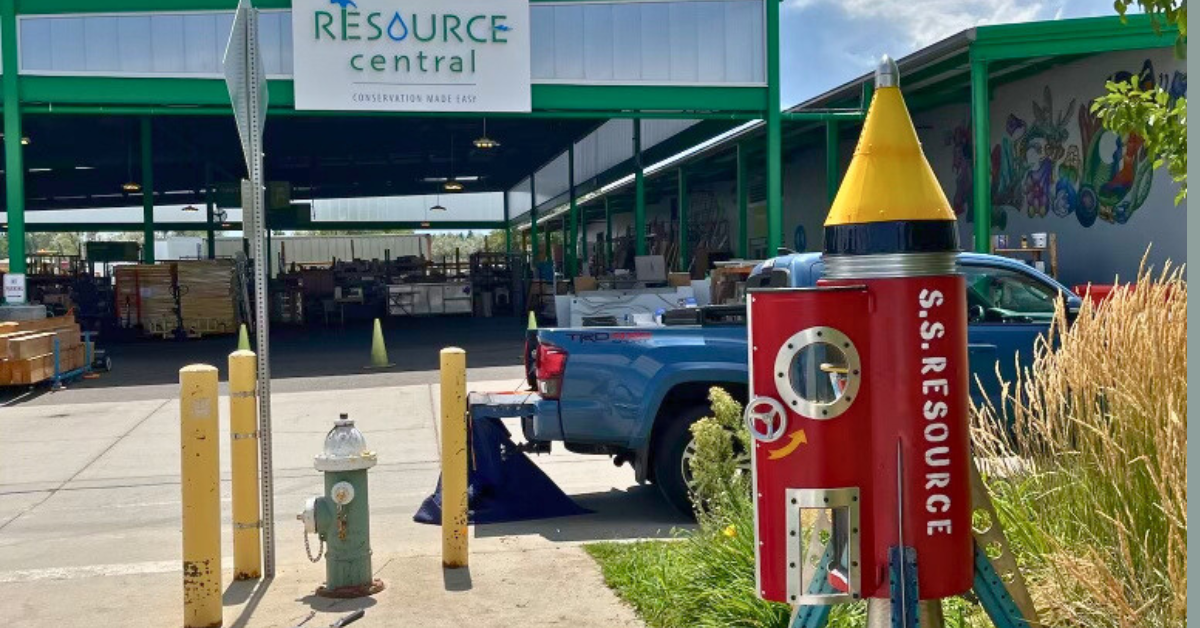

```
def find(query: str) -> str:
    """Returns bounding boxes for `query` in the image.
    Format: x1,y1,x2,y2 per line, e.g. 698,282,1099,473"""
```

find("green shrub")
688,387,752,508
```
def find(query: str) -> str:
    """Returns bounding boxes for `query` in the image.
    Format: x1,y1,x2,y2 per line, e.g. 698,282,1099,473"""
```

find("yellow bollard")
439,347,469,568
229,350,261,580
180,364,222,628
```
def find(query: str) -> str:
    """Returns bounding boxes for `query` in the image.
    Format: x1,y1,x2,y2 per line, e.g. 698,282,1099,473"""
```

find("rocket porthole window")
773,327,862,421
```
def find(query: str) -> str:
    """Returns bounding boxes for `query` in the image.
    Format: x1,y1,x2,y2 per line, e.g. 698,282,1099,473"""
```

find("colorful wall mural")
989,58,1185,228
917,48,1185,286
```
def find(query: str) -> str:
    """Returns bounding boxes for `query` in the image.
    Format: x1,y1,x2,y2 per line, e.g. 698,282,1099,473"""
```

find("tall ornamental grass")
972,262,1187,627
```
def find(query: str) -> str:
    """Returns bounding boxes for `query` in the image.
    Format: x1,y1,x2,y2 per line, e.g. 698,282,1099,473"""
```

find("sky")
778,0,1119,107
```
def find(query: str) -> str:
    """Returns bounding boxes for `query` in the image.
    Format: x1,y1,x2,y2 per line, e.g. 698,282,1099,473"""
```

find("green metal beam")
8,220,505,233
543,191,552,263
580,208,588,275
633,119,646,256
604,196,613,271
677,168,689,273
140,116,155,263
781,111,865,122
765,0,782,254
19,1,289,13
20,102,758,121
204,162,215,259
531,84,767,114
503,193,512,256
737,142,748,259
1,0,24,282
825,121,839,208
529,176,539,263
971,14,1178,61
17,78,766,118
567,145,577,278
970,58,992,254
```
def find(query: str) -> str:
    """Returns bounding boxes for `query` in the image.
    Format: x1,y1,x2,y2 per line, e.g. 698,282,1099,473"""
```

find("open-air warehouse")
0,2,1186,628
0,11,1185,389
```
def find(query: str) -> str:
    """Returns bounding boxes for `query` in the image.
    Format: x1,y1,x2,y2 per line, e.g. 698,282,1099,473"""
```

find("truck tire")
653,404,710,516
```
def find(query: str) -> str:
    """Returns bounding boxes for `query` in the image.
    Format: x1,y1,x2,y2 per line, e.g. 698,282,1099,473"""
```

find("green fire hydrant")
298,414,385,597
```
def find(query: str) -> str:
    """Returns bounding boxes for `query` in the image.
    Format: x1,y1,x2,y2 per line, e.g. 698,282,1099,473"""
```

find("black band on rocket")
823,220,960,256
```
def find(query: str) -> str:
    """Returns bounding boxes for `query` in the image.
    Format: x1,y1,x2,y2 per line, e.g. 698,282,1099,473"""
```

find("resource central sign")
291,0,531,112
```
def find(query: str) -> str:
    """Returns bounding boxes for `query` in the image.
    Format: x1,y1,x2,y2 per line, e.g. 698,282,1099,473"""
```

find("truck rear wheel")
653,404,710,516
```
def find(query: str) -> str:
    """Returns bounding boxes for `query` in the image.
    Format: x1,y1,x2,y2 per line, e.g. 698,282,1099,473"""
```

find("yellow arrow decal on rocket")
768,430,808,460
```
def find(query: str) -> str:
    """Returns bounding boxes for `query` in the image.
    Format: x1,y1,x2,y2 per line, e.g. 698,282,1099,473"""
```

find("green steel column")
543,213,552,263
567,145,577,278
825,121,840,208
765,0,783,253
503,193,512,256
580,209,588,274
1,0,25,277
736,143,748,258
140,117,155,263
529,177,538,263
204,162,216,259
604,196,613,270
559,218,567,271
677,168,689,273
970,58,992,253
633,119,647,256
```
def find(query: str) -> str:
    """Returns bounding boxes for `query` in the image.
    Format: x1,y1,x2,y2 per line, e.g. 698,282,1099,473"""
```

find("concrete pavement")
0,368,688,627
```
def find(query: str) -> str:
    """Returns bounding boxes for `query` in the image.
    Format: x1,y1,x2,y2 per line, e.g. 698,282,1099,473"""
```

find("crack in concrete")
0,398,172,533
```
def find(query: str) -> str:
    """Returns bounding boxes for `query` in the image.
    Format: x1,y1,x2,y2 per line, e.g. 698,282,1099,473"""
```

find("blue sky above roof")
778,0,1117,107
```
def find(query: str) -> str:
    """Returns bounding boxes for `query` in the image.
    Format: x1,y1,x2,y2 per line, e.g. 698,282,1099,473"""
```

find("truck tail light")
536,343,568,399
524,331,540,390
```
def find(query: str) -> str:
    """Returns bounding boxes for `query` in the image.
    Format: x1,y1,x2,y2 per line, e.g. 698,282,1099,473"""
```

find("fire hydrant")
298,414,384,597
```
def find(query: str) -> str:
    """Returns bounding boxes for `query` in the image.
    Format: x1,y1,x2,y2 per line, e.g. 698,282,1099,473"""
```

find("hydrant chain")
304,530,325,563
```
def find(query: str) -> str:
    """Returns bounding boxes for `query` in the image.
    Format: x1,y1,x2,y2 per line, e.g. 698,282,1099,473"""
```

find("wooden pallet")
0,313,87,386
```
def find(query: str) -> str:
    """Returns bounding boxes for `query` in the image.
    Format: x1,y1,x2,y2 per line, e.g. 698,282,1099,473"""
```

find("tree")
1092,0,1187,203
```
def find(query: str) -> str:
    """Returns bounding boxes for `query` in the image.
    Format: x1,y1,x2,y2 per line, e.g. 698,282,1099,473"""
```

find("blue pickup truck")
523,252,1080,513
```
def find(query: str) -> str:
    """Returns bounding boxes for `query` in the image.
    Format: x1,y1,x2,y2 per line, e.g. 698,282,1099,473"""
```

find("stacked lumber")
114,261,237,337
0,313,89,386
176,260,237,336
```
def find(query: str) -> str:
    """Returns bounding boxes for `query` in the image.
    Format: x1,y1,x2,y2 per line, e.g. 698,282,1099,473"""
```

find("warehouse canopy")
3,0,775,219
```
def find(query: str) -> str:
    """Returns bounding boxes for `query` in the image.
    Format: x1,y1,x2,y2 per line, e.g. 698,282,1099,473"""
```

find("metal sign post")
224,0,275,578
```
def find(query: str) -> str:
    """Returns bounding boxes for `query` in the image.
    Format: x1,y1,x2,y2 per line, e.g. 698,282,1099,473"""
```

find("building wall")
916,47,1186,287
575,46,1186,287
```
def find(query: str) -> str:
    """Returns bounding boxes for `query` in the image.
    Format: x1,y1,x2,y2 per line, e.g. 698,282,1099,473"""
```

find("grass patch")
584,499,981,628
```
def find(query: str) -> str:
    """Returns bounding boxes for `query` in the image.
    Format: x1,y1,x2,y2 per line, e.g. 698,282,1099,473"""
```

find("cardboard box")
573,276,598,293
668,272,691,287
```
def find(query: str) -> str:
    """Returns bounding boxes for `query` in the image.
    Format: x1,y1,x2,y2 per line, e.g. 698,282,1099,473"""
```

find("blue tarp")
414,416,590,525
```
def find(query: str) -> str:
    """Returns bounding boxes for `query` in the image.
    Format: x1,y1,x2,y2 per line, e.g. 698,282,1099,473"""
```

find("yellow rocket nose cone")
825,62,954,228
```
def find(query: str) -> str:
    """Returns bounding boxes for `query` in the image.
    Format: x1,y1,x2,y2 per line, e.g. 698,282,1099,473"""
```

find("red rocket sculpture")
746,56,971,624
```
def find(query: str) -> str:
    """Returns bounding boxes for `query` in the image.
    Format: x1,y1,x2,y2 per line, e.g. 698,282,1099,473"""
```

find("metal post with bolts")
229,349,261,580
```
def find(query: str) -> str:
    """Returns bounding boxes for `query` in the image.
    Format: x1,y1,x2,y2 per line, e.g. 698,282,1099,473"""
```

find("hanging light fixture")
181,204,200,212
430,190,447,212
121,141,141,192
473,119,500,150
442,135,464,192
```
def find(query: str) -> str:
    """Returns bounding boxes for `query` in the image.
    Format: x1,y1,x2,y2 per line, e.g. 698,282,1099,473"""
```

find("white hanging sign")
291,0,532,112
